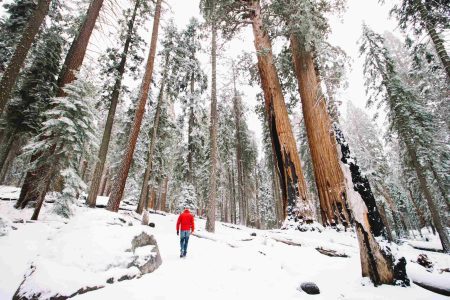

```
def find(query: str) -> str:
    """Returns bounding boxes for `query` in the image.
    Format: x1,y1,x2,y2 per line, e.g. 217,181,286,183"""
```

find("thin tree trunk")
229,165,237,224
416,0,450,80
233,69,245,225
0,134,21,184
0,0,51,114
136,52,169,214
405,140,450,252
30,175,52,220
0,129,16,173
99,166,108,196
255,166,261,229
107,0,162,212
105,176,112,196
375,184,408,238
80,160,89,182
205,16,219,233
428,160,449,211
249,1,313,222
187,74,195,184
407,187,427,229
377,203,393,242
149,188,156,210
272,164,283,227
87,0,140,207
290,34,351,227
160,176,168,212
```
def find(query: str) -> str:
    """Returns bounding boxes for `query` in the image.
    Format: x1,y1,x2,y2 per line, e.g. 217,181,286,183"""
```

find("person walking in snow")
176,207,195,258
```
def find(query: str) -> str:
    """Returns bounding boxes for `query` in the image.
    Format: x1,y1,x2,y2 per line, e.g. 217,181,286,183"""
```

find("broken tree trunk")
335,127,409,286
249,1,313,222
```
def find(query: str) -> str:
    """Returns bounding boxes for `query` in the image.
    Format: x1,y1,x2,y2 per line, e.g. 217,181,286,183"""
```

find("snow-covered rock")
11,210,162,300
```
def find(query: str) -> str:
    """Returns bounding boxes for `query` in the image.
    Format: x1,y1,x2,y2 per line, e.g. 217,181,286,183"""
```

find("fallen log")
413,280,450,296
315,247,349,258
222,223,242,230
271,236,301,247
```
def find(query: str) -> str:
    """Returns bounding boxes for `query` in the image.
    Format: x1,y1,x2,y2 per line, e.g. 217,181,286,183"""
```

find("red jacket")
176,209,195,232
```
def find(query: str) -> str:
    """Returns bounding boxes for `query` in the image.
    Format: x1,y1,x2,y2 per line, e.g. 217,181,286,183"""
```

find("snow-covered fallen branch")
271,236,302,247
315,247,349,258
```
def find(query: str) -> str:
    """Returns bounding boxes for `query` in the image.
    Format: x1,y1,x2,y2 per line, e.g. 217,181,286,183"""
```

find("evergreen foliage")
21,75,98,217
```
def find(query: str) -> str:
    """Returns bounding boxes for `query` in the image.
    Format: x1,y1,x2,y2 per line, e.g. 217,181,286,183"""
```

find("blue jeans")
180,230,190,255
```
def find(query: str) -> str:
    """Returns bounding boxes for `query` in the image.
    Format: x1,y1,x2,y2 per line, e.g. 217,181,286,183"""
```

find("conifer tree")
87,0,150,207
0,0,37,73
20,75,98,219
360,25,450,252
388,0,450,80
0,0,52,114
200,0,220,232
107,0,163,212
0,25,64,174
16,0,107,209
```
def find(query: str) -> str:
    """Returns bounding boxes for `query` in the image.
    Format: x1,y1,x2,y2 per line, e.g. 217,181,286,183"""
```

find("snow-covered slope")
1,196,449,300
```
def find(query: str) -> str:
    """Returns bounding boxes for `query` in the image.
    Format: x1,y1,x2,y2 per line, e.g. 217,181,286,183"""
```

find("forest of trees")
0,0,448,287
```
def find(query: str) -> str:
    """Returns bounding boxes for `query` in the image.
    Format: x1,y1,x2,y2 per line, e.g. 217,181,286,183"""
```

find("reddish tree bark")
107,0,163,212
290,34,351,227
0,0,51,114
87,0,141,207
249,1,313,221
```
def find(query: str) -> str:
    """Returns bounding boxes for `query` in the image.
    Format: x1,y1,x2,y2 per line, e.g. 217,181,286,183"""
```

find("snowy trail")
73,213,449,300
74,214,293,300
1,199,449,300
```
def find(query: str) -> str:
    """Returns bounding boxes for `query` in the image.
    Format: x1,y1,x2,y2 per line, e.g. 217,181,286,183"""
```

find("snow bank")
0,185,20,200
0,204,161,300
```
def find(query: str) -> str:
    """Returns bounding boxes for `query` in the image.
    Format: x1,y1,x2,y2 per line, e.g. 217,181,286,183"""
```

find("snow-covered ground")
0,187,449,299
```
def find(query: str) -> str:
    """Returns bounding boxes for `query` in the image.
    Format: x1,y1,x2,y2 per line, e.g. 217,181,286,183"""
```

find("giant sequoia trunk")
335,127,409,286
107,0,162,212
16,0,106,212
249,1,313,222
0,0,51,114
290,34,351,227
136,53,169,214
87,0,141,208
405,140,450,252
205,13,219,233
